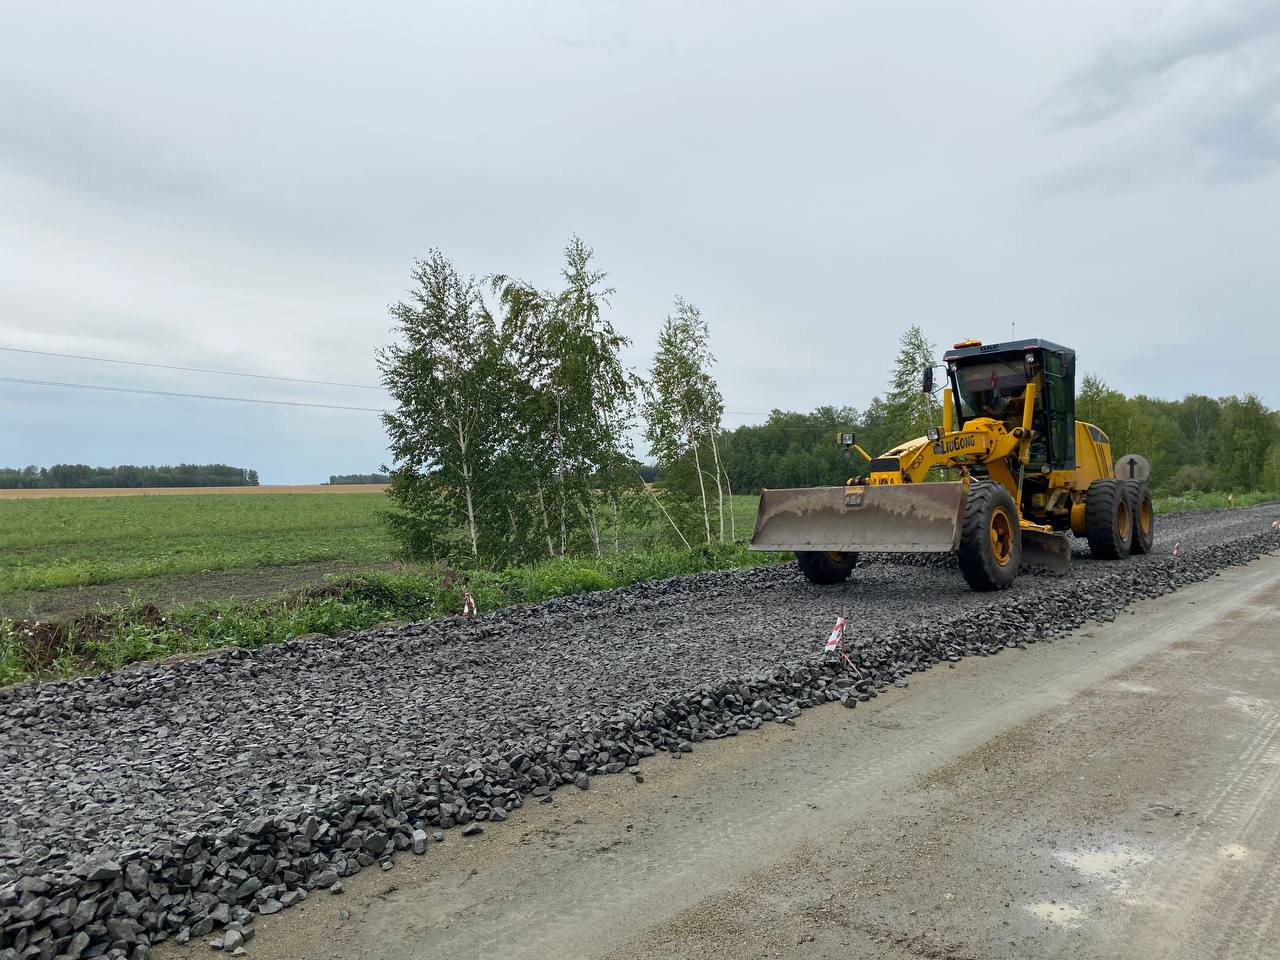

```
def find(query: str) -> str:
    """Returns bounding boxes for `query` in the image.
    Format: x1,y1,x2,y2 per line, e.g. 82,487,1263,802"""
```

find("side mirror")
922,366,934,394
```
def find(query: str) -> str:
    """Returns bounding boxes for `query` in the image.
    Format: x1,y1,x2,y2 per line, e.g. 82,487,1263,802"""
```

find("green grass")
1152,489,1278,514
0,542,789,686
0,490,764,599
0,492,397,594
619,493,761,551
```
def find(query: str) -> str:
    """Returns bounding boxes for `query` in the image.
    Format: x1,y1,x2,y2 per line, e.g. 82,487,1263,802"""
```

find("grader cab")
750,338,1155,591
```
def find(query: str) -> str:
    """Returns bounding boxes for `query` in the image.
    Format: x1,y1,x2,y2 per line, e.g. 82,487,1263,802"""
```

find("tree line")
327,473,389,485
0,463,260,489
715,363,1279,497
380,241,1278,567
1075,378,1278,494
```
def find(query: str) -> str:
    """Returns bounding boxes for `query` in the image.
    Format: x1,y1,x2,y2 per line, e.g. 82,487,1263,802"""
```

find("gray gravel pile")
2,504,1277,959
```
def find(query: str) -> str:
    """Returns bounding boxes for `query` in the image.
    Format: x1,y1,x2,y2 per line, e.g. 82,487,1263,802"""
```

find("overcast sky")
2,0,1277,483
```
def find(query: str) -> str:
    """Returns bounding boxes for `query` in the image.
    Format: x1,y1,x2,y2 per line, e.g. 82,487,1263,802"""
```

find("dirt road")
205,552,1280,960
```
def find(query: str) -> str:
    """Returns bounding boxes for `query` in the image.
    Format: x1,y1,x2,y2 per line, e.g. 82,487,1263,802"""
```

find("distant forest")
328,474,389,485
0,464,260,489
712,380,1279,497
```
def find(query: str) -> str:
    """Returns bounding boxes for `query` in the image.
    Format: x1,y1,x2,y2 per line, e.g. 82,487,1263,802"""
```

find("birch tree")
378,251,509,564
644,298,725,545
492,237,640,557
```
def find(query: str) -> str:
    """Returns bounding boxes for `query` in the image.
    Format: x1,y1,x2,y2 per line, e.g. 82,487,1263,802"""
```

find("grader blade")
1019,528,1072,575
749,482,967,553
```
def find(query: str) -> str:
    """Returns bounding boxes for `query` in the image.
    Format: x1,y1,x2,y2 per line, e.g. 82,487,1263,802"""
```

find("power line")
0,377,384,412
0,345,383,390
2,376,871,440
0,347,836,416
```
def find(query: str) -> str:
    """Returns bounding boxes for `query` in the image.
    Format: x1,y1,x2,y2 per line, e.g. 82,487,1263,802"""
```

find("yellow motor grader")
749,338,1155,591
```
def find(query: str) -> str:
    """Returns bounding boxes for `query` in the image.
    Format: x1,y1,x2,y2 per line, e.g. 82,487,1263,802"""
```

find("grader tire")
1123,479,1155,555
957,482,1022,591
796,550,856,585
1085,479,1132,559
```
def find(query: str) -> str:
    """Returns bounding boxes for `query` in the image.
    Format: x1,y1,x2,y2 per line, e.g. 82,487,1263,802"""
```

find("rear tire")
957,482,1022,591
1085,479,1132,559
1123,479,1155,555
796,550,856,585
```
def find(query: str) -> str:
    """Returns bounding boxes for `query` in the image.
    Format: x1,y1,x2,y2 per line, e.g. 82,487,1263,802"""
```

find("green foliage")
379,239,641,567
719,407,860,493
1216,395,1278,492
0,542,789,686
0,464,258,488
884,325,941,443
1078,378,1278,493
328,474,388,485
1153,490,1279,513
644,298,727,545
378,250,510,563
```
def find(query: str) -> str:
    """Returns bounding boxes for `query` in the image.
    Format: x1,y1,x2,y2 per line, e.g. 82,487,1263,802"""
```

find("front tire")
1085,479,1132,559
796,550,856,585
957,482,1022,591
1123,479,1155,555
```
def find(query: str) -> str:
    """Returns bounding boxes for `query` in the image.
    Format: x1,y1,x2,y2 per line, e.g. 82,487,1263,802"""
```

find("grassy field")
0,483,387,500
0,490,761,602
0,492,397,596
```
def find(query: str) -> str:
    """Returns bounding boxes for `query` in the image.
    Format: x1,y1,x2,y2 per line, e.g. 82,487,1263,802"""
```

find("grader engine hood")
749,481,968,553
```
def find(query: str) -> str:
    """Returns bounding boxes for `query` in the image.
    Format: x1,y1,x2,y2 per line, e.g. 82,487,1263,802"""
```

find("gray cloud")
1187,69,1280,182
0,81,214,207
1049,0,1280,128
1038,0,1280,193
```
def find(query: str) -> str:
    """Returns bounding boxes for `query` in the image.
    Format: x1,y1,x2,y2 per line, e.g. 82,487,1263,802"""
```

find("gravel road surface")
178,550,1280,960
2,504,1278,959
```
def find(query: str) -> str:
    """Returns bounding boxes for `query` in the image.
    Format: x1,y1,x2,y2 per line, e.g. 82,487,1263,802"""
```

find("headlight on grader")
926,426,942,441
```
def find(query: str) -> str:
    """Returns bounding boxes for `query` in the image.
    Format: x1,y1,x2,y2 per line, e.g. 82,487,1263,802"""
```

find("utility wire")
0,345,383,390
0,347,817,416
0,348,820,413
0,376,847,428
0,377,384,412
0,347,847,426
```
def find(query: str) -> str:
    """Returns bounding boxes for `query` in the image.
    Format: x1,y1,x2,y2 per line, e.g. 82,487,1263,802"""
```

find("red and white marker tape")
462,590,477,617
824,616,847,653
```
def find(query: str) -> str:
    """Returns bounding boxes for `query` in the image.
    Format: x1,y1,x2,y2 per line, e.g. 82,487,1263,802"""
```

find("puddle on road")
1113,681,1159,694
1056,844,1154,892
1025,901,1085,925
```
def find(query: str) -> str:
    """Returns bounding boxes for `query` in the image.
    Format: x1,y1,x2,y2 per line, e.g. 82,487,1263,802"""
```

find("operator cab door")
1040,349,1075,470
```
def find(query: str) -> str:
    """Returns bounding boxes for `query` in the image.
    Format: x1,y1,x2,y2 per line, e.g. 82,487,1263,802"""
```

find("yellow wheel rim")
826,551,847,563
1139,498,1152,535
989,507,1014,566
1117,498,1132,542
